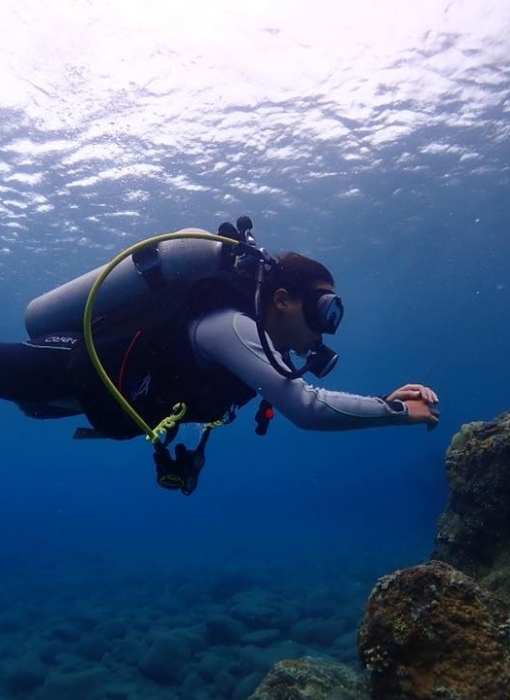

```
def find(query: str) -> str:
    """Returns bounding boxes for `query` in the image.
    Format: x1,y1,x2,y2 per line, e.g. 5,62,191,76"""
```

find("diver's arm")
191,309,412,431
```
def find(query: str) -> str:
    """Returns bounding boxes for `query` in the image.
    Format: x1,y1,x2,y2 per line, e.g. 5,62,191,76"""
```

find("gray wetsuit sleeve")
190,309,409,431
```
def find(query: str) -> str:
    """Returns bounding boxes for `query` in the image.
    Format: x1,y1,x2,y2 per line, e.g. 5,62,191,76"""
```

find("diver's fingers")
408,384,439,404
426,408,440,431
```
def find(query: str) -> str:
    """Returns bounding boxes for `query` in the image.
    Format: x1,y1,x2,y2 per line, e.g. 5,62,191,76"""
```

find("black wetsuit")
0,334,82,418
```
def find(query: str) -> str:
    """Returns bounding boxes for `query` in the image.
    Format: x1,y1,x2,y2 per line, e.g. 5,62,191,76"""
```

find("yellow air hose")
82,229,242,444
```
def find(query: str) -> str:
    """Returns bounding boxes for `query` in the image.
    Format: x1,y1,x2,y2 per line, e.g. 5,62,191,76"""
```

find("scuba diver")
0,217,439,494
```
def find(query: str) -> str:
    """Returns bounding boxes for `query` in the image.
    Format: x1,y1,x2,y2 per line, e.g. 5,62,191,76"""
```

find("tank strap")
132,244,166,294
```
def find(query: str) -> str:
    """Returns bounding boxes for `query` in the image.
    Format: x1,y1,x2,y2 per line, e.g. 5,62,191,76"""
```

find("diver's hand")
403,398,440,431
386,383,439,405
386,384,440,431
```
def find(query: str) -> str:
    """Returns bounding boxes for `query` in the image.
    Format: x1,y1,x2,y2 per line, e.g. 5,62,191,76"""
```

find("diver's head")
261,252,343,354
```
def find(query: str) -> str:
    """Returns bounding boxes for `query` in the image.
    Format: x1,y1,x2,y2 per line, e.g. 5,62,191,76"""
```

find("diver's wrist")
383,398,408,415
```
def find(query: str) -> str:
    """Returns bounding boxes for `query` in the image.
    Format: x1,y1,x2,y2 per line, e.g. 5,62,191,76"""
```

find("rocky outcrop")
246,656,369,700
358,560,510,699
248,412,510,700
432,411,510,601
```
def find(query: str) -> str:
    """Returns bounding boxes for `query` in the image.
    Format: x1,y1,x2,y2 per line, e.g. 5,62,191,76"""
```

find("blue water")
1,1,510,698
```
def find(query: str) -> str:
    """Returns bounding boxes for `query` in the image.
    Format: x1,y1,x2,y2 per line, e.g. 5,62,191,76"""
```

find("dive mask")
302,288,344,335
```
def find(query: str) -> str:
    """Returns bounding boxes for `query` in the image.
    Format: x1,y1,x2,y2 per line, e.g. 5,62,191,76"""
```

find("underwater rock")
76,632,110,661
94,618,126,640
246,656,369,700
32,667,107,700
229,588,298,629
138,631,194,684
358,560,510,699
205,613,248,645
2,653,47,694
235,670,264,700
242,628,282,646
432,411,510,600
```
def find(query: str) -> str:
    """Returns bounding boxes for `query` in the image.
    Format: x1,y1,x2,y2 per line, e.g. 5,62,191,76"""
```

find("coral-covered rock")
358,560,510,699
246,656,369,700
432,411,510,601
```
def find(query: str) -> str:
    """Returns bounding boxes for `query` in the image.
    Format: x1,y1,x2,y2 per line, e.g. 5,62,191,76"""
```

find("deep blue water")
1,1,510,698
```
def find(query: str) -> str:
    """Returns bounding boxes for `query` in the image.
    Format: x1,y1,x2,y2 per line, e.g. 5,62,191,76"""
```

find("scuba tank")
24,229,224,338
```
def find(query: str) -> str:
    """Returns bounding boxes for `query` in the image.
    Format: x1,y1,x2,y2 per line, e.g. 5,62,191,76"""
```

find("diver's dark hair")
260,252,335,311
